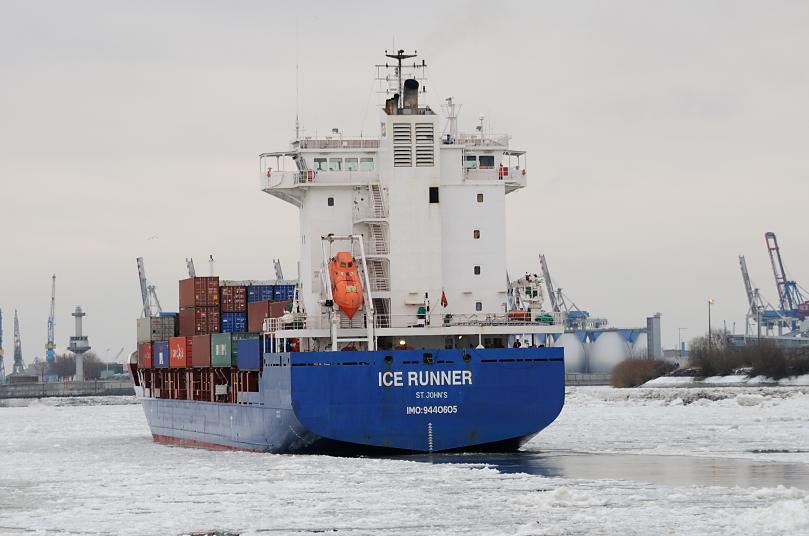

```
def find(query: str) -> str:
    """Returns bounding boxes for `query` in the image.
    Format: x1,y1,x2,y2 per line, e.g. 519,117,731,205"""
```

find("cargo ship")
129,50,566,453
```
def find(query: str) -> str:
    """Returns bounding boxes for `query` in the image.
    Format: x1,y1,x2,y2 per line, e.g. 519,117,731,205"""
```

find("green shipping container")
210,333,232,367
231,333,260,364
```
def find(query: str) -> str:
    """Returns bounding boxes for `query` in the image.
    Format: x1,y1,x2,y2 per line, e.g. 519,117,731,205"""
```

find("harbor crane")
0,309,5,383
538,253,607,330
186,258,196,278
764,232,807,319
273,258,284,280
136,257,163,318
45,275,56,375
12,310,24,375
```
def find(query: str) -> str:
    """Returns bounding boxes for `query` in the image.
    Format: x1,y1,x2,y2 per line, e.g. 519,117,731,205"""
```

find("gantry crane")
12,309,24,375
45,275,56,374
0,308,5,383
764,232,807,319
538,253,607,330
186,258,196,278
137,257,163,318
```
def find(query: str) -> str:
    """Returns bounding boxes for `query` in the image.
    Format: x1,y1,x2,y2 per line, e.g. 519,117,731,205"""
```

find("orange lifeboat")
329,251,364,319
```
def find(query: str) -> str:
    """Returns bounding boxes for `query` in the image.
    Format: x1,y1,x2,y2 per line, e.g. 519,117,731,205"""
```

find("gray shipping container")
136,316,178,343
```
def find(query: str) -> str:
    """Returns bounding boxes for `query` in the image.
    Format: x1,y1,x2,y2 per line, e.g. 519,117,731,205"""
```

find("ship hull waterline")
135,347,565,455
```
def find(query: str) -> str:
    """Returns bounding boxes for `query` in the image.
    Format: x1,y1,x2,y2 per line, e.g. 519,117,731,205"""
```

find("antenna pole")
295,14,300,140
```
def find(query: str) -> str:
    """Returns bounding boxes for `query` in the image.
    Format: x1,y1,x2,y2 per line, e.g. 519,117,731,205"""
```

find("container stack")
178,277,220,336
138,277,295,390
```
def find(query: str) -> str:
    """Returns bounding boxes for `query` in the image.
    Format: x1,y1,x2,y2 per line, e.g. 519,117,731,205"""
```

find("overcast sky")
1,0,808,363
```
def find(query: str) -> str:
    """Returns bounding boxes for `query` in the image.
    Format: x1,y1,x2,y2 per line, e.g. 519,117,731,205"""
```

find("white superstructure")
259,50,562,351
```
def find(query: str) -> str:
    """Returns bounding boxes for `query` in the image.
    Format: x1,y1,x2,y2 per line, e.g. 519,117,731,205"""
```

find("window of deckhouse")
478,155,495,169
345,158,359,171
314,158,327,171
328,158,342,171
464,155,477,169
360,157,375,171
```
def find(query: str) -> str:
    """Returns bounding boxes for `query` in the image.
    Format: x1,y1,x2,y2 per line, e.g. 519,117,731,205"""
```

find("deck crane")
136,257,163,318
45,275,56,376
0,309,5,383
12,310,24,374
764,232,807,320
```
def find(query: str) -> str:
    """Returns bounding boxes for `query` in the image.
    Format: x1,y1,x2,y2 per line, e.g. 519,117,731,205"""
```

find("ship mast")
384,49,417,109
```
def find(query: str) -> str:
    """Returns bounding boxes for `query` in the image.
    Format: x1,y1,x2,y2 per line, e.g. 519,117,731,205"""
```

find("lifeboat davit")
329,252,364,319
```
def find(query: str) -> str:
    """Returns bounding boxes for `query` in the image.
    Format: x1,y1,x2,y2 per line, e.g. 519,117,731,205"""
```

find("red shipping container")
247,300,292,332
191,334,212,367
179,307,221,336
220,286,247,313
137,342,153,368
179,277,220,308
169,336,193,368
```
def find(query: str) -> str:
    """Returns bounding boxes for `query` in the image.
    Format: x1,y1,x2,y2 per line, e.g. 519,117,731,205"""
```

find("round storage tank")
588,332,631,374
631,334,648,358
554,333,586,373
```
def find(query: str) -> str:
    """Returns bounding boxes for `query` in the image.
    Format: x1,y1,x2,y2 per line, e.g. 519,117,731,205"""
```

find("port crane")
186,258,196,278
273,258,284,280
45,275,56,377
137,257,163,318
764,232,807,320
0,309,5,383
538,253,607,330
12,310,24,374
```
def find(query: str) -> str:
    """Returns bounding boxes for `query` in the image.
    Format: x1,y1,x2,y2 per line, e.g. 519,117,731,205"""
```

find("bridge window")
345,157,359,171
328,158,342,171
314,158,327,171
479,155,495,169
360,157,375,171
464,155,477,169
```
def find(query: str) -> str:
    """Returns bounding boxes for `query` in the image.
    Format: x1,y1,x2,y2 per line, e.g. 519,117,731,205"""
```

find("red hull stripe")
152,434,261,453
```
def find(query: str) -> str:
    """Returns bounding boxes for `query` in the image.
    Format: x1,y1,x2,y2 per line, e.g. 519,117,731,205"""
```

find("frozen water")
1,387,808,535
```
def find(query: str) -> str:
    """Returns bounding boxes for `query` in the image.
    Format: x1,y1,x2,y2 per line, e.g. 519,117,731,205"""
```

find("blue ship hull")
138,347,565,454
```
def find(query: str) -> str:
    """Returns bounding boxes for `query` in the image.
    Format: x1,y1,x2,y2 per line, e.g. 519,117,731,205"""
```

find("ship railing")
373,311,564,329
260,170,381,189
463,166,526,186
293,138,380,150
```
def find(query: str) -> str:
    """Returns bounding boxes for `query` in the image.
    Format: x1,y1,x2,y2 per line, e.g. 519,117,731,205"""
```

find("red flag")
440,290,448,308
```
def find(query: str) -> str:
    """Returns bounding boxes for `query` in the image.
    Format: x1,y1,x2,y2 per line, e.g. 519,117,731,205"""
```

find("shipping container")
221,312,248,333
179,307,220,337
236,338,261,370
247,300,292,332
169,336,193,368
274,284,296,301
137,316,178,343
153,341,170,369
191,334,212,367
220,286,247,312
179,276,220,308
231,332,259,363
137,342,153,368
210,333,232,367
247,284,275,303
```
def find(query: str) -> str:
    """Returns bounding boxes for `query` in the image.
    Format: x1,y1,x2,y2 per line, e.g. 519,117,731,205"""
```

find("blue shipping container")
221,312,248,333
159,312,177,317
274,284,295,301
236,338,261,370
247,285,275,303
153,341,170,368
